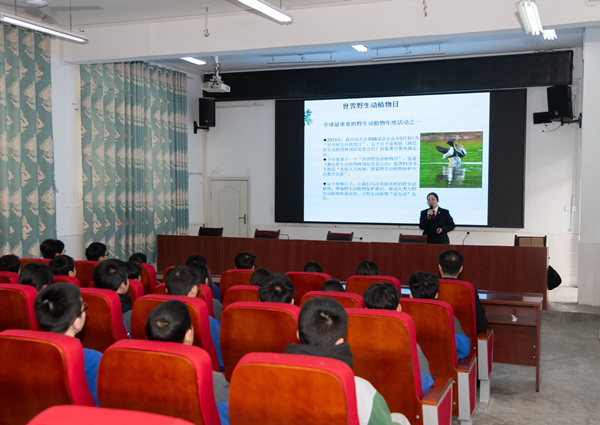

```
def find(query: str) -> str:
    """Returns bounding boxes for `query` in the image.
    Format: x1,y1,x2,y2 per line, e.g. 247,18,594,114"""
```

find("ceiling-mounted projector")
202,78,230,93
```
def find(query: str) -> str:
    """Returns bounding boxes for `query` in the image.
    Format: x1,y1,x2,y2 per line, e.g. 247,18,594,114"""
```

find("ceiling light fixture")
238,0,293,24
182,57,207,66
352,45,368,53
371,45,446,62
0,13,88,43
516,0,543,35
267,54,337,66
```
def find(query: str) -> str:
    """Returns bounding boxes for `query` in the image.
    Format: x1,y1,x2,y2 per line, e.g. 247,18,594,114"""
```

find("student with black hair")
362,282,434,395
185,254,207,266
258,273,294,304
0,254,20,273
408,271,471,360
303,261,323,273
92,259,132,333
234,251,256,269
125,260,142,281
40,239,65,259
284,297,409,425
250,267,271,287
188,261,222,320
145,300,230,409
165,265,224,371
85,242,108,262
321,279,345,292
34,282,102,406
128,252,147,264
356,260,379,276
49,254,76,277
18,263,53,292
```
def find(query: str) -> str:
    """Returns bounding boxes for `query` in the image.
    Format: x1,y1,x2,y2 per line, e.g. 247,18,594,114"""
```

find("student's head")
185,255,206,267
0,254,20,273
188,262,212,287
93,259,128,294
164,265,199,297
145,300,193,345
85,242,108,261
438,249,464,277
40,239,65,259
19,263,53,292
363,283,401,311
49,255,76,277
408,271,440,300
125,260,142,280
356,260,379,276
129,252,147,264
304,261,323,273
234,251,256,269
298,297,347,346
320,279,345,292
250,267,271,286
258,273,294,303
34,282,86,336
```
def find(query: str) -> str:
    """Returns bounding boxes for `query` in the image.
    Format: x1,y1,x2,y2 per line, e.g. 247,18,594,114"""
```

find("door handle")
239,213,247,224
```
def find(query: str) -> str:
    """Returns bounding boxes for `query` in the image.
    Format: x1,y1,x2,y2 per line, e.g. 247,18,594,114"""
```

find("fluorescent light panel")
238,0,292,23
516,0,543,35
267,59,338,66
352,45,368,53
181,57,206,65
1,13,88,43
371,51,447,62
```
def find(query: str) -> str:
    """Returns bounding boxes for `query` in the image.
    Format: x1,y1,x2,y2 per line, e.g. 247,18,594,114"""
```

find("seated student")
249,267,271,287
92,259,132,333
185,255,217,298
438,249,488,333
303,261,323,273
40,238,65,259
258,273,294,304
165,265,224,371
321,279,345,292
85,242,108,262
284,297,409,425
0,254,20,273
145,300,230,420
19,263,53,292
356,260,379,276
234,251,256,270
362,283,434,395
128,252,147,264
186,254,207,266
34,282,102,406
188,261,223,320
408,271,471,360
125,260,142,281
49,254,76,277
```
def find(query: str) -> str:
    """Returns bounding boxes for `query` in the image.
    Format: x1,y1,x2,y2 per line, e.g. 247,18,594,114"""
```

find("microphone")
428,206,434,219
279,233,290,239
462,231,470,245
352,236,364,241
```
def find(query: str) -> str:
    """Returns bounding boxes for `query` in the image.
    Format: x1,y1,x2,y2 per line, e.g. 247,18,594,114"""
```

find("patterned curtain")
80,62,188,262
0,24,55,257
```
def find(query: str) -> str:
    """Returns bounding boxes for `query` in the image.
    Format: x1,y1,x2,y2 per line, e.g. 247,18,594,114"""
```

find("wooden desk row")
157,235,548,307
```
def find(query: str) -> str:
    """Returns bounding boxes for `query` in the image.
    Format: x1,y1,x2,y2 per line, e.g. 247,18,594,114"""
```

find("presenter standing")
419,192,455,244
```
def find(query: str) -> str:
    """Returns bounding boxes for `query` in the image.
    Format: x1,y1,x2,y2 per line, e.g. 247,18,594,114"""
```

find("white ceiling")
0,0,586,73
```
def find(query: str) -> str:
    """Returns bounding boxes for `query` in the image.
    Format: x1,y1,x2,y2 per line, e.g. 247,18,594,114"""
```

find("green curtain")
0,24,55,257
80,62,188,262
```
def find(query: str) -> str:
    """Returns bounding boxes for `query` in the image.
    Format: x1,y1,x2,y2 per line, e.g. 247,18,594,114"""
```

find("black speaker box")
198,97,216,128
547,85,573,119
533,112,552,124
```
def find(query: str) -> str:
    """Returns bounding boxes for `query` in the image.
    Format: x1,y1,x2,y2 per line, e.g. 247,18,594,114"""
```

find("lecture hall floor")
469,286,600,425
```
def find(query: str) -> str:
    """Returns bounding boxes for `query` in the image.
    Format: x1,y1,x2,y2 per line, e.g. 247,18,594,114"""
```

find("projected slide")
304,93,490,225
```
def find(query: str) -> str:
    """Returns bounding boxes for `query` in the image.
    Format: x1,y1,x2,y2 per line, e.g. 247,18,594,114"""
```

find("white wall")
201,54,582,288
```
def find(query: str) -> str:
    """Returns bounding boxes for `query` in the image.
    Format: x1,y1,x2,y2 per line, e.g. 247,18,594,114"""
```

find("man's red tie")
432,211,436,220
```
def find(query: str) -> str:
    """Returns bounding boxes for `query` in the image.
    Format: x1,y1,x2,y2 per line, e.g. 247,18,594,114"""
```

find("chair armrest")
477,327,492,340
457,353,477,374
477,327,494,378
422,376,453,406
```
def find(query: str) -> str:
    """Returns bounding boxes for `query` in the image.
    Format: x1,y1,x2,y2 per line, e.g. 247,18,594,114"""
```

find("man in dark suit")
419,192,455,244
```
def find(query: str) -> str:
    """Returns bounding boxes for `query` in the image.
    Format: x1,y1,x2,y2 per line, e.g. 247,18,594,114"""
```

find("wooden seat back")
126,279,145,302
220,301,300,381
79,288,129,352
139,263,158,294
0,329,95,424
299,290,365,308
98,339,220,425
0,271,18,283
285,271,332,305
130,295,220,371
74,260,99,287
438,279,477,342
0,284,41,331
53,275,81,287
222,285,259,310
230,352,360,425
219,269,253,301
151,283,215,318
19,258,50,268
345,275,401,297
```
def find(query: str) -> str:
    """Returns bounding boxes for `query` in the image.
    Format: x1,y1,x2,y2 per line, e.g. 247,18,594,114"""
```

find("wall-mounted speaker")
547,85,573,119
194,97,215,133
